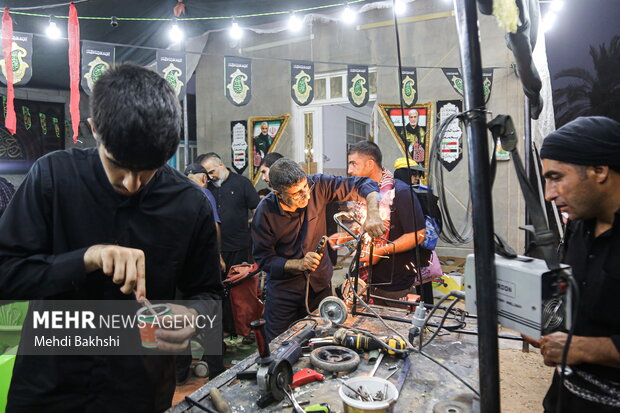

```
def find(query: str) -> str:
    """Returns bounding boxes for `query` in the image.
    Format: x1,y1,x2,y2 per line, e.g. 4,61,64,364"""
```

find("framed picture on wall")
377,102,433,182
248,114,290,185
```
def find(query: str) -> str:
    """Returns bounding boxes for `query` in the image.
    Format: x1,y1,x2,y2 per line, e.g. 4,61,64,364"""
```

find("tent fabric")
2,0,379,90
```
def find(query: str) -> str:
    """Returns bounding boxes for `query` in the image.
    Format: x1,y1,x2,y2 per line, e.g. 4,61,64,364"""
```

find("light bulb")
550,0,564,12
341,5,357,24
543,13,556,32
288,14,302,32
229,21,243,40
46,20,61,39
169,23,184,42
394,0,407,15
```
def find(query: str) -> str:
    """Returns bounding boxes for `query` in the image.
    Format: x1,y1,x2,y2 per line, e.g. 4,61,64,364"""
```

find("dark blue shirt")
202,187,221,223
370,179,427,291
251,174,379,291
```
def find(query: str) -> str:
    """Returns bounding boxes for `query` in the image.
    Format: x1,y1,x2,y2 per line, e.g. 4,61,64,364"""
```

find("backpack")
413,185,442,250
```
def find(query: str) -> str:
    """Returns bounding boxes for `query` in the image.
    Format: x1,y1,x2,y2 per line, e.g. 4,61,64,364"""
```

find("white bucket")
339,376,399,413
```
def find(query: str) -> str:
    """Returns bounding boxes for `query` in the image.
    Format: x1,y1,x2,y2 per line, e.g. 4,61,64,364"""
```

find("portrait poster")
0,97,65,173
248,115,290,185
230,120,248,175
378,103,433,178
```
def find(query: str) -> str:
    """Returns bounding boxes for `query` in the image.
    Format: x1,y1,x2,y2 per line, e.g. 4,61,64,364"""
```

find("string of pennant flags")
0,3,498,141
1,31,496,108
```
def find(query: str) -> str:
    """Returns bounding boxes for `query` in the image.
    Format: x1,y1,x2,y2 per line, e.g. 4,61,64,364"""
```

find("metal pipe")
524,97,532,252
453,0,501,411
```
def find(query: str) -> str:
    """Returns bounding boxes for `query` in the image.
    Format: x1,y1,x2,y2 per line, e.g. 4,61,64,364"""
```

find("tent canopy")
3,0,376,90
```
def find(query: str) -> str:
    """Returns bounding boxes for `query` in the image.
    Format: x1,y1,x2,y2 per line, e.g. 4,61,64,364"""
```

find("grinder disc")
268,360,293,401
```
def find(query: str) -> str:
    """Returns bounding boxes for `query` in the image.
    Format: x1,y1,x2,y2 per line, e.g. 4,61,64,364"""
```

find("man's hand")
301,252,323,272
540,333,620,368
84,244,146,299
364,192,386,239
359,251,382,267
155,304,198,352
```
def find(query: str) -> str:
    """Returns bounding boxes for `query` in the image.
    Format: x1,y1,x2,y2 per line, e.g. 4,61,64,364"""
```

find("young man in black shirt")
0,64,223,412
538,116,620,412
252,158,384,341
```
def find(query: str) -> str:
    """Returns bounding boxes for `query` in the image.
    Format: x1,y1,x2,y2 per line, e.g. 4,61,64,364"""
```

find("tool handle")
209,388,232,413
250,319,271,358
314,236,328,254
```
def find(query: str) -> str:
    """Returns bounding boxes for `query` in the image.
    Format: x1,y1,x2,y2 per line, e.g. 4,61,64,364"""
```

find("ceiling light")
169,19,184,42
550,0,564,12
229,21,243,40
394,0,407,15
341,4,357,24
46,16,61,39
543,13,556,32
288,13,302,32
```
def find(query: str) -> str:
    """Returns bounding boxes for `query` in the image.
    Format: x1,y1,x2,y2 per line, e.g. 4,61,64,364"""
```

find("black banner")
436,100,463,172
0,97,65,174
156,50,187,99
401,67,418,107
0,31,33,86
81,41,114,96
291,61,314,106
225,56,251,106
441,68,463,97
442,67,494,103
347,65,369,107
230,120,248,174
482,68,494,104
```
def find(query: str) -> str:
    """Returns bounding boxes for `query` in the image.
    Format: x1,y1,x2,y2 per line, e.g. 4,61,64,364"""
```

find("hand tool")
291,368,324,388
369,352,384,377
283,385,306,413
304,403,331,412
238,320,316,406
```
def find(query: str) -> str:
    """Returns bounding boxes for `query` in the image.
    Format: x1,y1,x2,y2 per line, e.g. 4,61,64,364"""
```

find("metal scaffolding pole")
453,0,501,411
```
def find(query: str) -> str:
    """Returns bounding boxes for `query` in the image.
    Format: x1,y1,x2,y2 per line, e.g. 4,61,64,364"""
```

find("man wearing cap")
330,141,429,306
537,116,620,412
184,162,225,265
393,156,428,185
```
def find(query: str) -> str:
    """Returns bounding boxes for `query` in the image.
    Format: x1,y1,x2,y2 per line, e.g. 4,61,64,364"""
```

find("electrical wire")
422,298,463,348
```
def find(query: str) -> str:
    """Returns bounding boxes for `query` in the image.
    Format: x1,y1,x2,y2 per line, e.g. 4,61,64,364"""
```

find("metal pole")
453,1,501,411
183,97,189,169
524,97,532,252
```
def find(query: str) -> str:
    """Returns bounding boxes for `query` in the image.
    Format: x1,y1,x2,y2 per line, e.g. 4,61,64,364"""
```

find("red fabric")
68,2,80,143
2,9,16,135
223,263,263,337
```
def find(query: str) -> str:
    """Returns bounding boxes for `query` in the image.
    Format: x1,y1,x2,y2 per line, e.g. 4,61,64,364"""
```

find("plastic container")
339,376,399,413
137,304,172,348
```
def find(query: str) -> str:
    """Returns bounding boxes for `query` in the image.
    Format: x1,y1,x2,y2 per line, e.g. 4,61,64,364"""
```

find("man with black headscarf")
537,116,620,412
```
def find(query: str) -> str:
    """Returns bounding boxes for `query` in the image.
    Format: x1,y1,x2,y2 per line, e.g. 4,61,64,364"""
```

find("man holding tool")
0,64,223,412
535,116,620,412
330,141,429,306
251,158,384,341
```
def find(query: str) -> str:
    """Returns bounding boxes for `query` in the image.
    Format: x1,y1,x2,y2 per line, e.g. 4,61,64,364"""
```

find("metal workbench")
168,305,480,413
